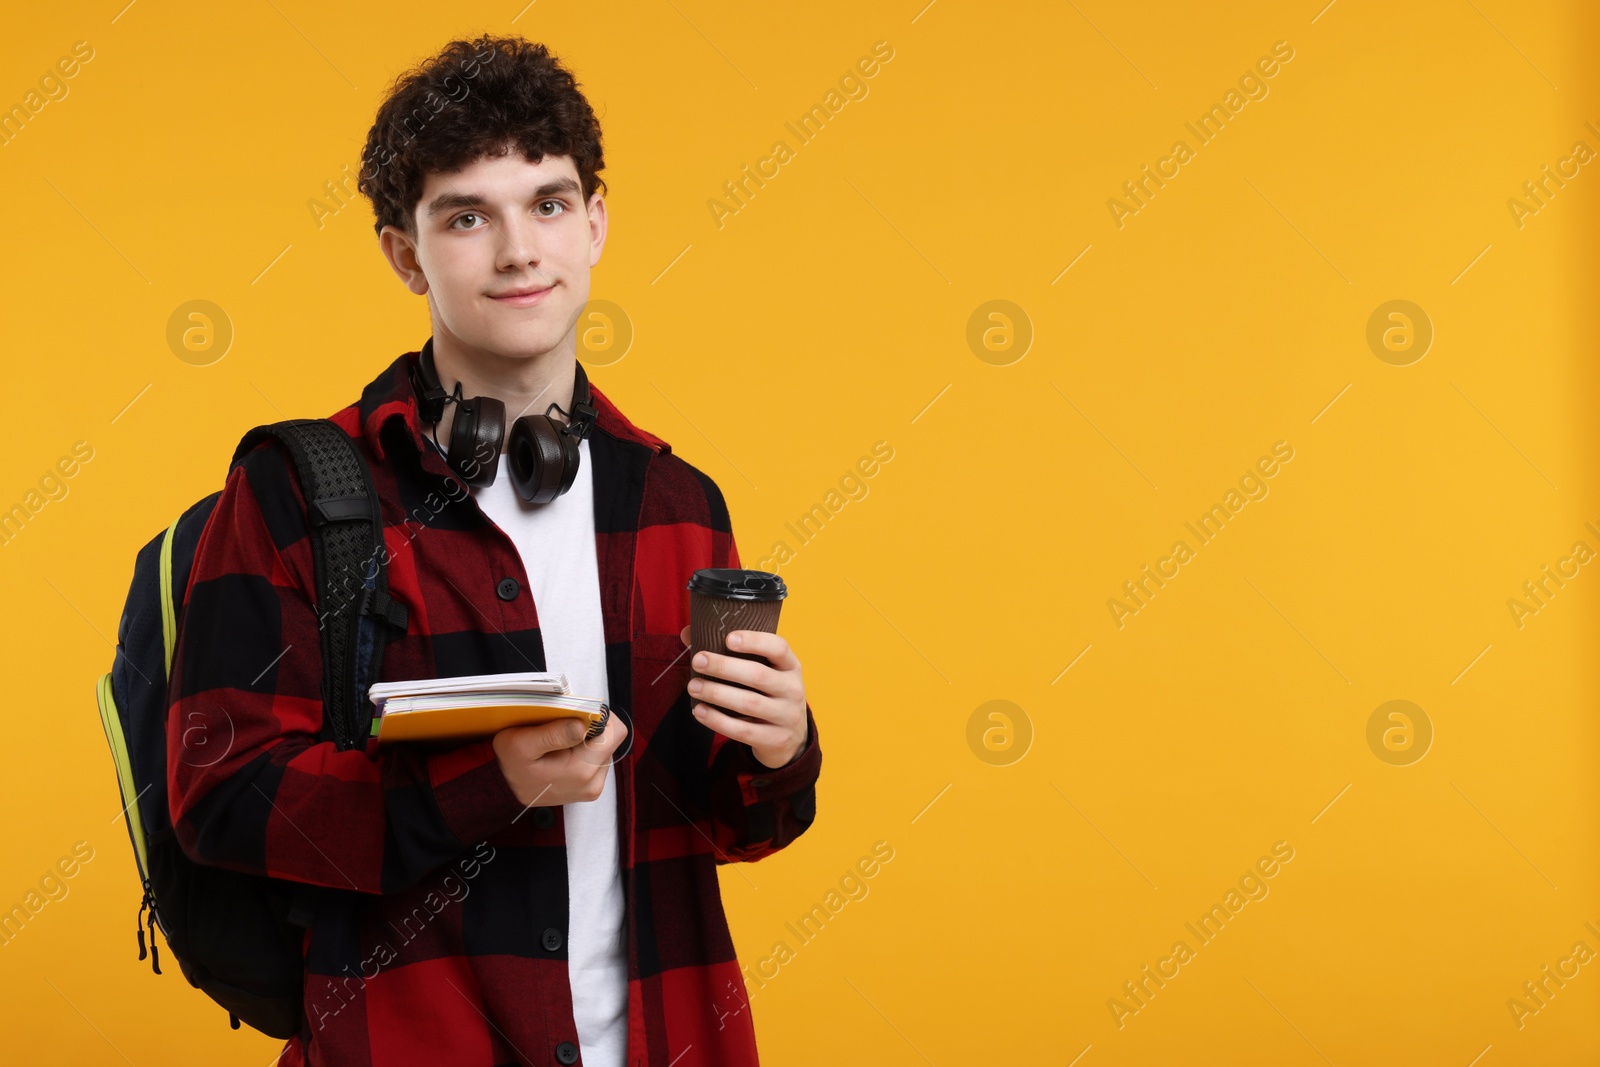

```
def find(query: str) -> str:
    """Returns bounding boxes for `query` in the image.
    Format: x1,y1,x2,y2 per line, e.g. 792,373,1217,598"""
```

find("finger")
689,680,781,723
691,702,788,749
598,712,629,749
518,716,590,757
562,751,614,799
571,713,628,767
726,630,799,671
692,647,781,692
680,624,691,647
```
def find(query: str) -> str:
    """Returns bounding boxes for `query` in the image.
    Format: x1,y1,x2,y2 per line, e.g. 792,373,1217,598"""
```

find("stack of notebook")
367,671,611,746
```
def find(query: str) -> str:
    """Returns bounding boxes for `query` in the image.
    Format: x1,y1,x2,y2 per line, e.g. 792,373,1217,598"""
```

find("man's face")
380,149,606,362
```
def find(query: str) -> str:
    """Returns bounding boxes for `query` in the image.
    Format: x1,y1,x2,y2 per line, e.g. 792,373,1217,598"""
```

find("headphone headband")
413,338,593,420
555,362,597,440
412,337,451,425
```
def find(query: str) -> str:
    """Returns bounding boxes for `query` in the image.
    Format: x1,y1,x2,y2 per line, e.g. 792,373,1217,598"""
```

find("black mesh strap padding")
229,419,405,751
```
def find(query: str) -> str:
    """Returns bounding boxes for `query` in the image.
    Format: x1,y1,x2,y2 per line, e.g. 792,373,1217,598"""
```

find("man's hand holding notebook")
369,671,629,808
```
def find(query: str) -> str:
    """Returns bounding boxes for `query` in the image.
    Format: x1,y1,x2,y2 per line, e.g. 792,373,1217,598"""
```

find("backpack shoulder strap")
230,419,406,751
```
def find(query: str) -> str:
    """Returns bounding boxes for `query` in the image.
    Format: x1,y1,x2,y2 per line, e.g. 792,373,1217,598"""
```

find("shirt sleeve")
166,440,527,895
699,497,822,863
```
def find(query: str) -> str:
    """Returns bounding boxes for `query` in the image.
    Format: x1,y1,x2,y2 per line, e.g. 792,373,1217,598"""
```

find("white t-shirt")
466,433,628,1067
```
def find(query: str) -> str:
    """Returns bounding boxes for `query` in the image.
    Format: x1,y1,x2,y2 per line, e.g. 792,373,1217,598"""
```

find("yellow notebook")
367,673,610,746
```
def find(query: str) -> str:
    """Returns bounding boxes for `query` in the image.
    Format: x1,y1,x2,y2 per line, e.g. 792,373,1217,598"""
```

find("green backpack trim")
94,516,181,887
159,514,179,678
97,669,150,881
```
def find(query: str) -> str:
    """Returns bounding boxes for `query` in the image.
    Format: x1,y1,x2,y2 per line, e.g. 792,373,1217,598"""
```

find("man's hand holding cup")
678,625,807,769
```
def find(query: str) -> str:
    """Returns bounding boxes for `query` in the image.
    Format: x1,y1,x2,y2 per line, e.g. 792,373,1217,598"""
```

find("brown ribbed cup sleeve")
689,591,784,719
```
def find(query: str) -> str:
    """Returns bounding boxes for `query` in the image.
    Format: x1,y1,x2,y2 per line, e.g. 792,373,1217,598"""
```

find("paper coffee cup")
687,569,786,718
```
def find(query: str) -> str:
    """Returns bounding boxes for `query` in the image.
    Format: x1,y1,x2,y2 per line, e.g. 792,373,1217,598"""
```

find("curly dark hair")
357,34,607,236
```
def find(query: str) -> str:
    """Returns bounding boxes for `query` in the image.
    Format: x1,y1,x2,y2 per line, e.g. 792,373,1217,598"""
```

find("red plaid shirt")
166,348,822,1066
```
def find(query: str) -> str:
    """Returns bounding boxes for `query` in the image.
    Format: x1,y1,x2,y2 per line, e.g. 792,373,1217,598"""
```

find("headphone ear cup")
450,396,505,489
507,414,571,504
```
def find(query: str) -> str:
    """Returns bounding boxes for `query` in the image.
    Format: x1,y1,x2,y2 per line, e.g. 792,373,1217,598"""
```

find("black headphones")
409,337,599,504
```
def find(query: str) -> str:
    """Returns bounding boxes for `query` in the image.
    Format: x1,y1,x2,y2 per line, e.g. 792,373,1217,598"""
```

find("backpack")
93,418,410,1037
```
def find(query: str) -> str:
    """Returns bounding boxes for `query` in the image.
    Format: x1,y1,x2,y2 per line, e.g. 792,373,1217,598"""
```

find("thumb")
527,716,588,756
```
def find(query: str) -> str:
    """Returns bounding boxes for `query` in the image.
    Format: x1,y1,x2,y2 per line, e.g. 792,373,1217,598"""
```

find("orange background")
1,1,1597,1063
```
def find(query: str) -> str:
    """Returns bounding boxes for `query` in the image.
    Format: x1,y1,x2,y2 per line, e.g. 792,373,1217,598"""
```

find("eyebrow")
425,177,583,219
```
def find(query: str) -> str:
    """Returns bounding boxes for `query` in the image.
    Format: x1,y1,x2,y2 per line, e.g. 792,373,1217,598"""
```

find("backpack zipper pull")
136,893,149,961
146,904,162,975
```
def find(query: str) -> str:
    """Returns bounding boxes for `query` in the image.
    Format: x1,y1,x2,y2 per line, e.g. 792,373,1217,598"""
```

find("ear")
378,223,429,295
586,192,608,268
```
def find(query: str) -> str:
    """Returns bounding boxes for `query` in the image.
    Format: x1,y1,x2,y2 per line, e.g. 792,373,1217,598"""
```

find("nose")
495,212,541,273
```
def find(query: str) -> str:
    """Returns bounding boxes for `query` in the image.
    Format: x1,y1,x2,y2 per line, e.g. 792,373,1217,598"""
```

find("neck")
429,332,576,455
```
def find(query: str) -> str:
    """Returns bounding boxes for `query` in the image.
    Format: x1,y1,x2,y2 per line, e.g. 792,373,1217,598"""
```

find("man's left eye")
536,201,564,217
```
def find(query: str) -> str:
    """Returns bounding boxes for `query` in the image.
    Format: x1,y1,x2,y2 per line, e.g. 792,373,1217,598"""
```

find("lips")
490,284,554,306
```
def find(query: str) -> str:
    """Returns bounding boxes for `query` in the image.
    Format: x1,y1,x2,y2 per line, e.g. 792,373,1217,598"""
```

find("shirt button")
533,807,555,829
496,577,520,601
555,1040,579,1064
542,927,563,952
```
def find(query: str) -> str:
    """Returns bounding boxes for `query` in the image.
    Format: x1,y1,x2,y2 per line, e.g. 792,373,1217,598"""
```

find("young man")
166,35,821,1067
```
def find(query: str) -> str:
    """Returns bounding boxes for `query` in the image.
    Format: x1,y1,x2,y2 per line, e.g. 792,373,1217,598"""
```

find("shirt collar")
357,346,673,468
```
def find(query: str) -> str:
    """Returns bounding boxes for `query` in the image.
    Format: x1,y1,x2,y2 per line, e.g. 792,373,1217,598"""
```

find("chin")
473,323,564,361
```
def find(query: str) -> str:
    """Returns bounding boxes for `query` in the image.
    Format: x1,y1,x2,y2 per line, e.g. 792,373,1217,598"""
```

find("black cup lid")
687,568,787,601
